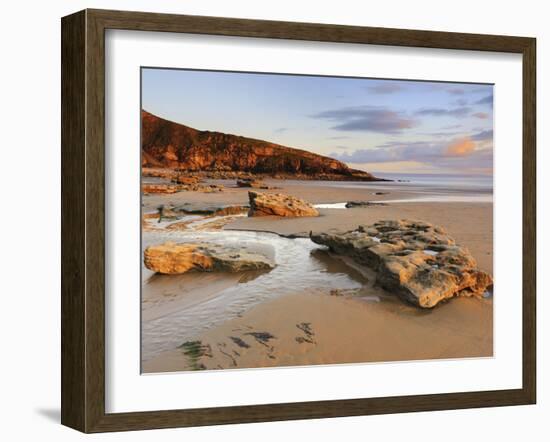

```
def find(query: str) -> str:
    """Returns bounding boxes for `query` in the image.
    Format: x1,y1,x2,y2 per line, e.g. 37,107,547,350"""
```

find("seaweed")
178,340,212,370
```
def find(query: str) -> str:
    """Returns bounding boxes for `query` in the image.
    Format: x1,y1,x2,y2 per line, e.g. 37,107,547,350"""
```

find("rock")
171,204,248,216
142,184,181,194
195,184,221,193
236,178,276,189
142,168,176,179
141,110,385,181
345,201,388,208
157,204,179,221
213,205,248,216
310,219,492,308
172,175,200,185
144,242,274,274
152,182,224,193
237,178,264,188
248,191,319,217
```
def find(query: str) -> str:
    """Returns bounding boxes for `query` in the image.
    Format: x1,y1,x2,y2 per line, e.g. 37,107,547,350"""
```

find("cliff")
141,110,381,181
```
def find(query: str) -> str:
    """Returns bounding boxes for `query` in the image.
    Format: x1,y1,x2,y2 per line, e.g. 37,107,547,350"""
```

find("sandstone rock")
141,110,384,181
310,219,492,308
172,175,200,185
248,191,319,217
144,242,274,274
142,168,176,179
154,182,224,193
142,184,181,194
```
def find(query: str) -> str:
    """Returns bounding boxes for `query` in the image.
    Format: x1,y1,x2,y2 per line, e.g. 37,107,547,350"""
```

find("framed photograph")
61,9,536,433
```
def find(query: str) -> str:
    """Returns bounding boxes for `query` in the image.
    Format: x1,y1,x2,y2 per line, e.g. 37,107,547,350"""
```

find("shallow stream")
141,217,365,361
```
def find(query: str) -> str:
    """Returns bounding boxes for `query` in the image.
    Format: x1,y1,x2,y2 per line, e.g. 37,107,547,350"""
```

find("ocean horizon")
372,172,493,191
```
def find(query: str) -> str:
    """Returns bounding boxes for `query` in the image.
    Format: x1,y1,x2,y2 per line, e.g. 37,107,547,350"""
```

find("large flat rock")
248,191,319,217
310,219,493,308
144,242,274,275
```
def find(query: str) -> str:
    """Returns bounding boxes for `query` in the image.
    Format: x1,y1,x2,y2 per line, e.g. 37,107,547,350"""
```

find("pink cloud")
445,137,475,157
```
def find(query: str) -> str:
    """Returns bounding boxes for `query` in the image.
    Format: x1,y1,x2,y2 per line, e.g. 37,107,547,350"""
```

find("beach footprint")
295,322,316,345
244,331,277,360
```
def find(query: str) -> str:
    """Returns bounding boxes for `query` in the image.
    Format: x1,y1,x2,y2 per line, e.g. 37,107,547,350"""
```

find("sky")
142,68,493,175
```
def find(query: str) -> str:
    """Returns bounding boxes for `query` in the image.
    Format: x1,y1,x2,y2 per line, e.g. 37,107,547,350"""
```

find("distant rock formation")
144,242,274,274
236,178,266,188
141,183,181,194
345,201,388,208
310,220,493,308
141,110,381,181
248,191,319,217
142,182,223,194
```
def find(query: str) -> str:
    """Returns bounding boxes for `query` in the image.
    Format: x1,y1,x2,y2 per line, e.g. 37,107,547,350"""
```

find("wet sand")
229,202,493,274
143,291,493,373
141,178,493,373
141,178,412,211
143,179,492,274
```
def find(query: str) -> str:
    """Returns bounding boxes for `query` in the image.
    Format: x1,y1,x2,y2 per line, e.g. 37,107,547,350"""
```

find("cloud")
311,106,418,134
274,127,289,133
447,87,465,95
476,95,494,107
445,138,475,156
331,141,440,164
436,148,493,171
473,112,490,119
471,129,493,141
368,83,403,94
415,107,471,118
453,98,468,106
330,136,492,171
423,131,463,138
327,135,351,140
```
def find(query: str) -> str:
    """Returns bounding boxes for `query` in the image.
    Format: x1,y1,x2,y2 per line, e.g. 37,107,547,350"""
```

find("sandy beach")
143,292,492,373
141,177,493,373
142,178,493,272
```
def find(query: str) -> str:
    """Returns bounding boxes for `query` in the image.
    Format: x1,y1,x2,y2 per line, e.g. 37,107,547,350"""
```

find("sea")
288,172,493,205
374,172,493,191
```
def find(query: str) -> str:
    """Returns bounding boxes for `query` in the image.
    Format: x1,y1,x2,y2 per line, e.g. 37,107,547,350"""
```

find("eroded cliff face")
141,110,379,181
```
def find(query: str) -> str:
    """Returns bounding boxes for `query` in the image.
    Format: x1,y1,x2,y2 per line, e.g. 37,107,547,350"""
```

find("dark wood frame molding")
61,9,536,433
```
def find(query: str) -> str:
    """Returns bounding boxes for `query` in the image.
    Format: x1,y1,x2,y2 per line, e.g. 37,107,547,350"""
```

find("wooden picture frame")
61,8,536,433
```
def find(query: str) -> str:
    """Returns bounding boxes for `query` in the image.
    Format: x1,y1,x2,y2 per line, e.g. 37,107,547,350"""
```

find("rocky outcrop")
183,183,224,193
142,184,181,194
141,110,381,181
144,242,274,274
142,167,176,179
310,220,493,308
248,191,319,217
157,203,248,218
172,175,201,185
142,182,223,194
